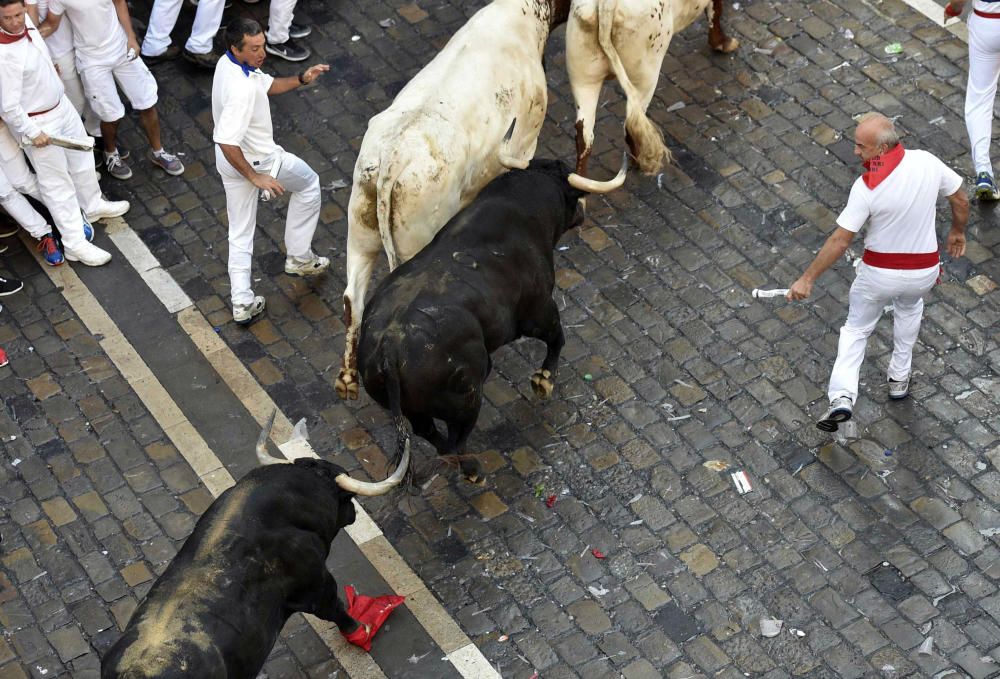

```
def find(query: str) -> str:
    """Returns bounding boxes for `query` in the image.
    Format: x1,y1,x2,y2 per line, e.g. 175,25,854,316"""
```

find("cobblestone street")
4,0,1000,676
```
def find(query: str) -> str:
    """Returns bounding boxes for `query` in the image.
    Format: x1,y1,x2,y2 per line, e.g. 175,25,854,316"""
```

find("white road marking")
894,0,968,39
88,218,498,678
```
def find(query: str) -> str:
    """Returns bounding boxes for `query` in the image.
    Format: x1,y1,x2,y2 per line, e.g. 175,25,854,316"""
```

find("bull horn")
256,408,291,465
568,152,628,193
334,438,411,497
499,117,529,170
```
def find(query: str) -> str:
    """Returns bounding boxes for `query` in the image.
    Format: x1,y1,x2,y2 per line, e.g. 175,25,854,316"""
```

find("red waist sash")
862,249,939,269
974,9,1000,18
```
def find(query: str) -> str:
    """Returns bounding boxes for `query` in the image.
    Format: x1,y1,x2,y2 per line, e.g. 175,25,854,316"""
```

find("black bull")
358,159,595,483
101,420,409,679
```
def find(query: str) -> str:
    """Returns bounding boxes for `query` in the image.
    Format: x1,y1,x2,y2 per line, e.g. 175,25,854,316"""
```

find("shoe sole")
264,47,310,62
153,162,185,176
0,231,18,239
816,408,852,432
109,169,133,180
0,284,24,296
64,252,111,266
234,310,265,326
976,187,1000,201
888,391,909,400
285,266,330,277
86,209,129,221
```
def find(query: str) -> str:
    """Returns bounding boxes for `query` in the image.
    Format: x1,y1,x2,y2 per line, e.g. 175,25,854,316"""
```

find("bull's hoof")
531,369,554,399
711,36,740,53
336,369,360,400
464,471,487,486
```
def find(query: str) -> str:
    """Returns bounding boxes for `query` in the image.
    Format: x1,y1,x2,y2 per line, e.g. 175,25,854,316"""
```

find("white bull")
567,0,739,177
336,0,572,400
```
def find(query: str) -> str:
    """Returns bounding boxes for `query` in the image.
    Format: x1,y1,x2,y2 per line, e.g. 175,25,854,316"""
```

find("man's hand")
787,276,814,301
945,0,964,19
300,64,330,85
252,173,284,197
31,132,51,148
947,228,966,258
127,36,141,60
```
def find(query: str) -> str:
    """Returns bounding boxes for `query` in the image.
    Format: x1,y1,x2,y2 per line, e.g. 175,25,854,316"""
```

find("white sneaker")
285,255,330,277
85,199,130,222
63,241,111,267
817,396,853,432
233,296,266,325
888,377,909,400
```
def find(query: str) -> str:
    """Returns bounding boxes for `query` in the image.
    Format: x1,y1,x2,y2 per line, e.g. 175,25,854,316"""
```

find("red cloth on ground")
861,143,905,189
340,585,405,652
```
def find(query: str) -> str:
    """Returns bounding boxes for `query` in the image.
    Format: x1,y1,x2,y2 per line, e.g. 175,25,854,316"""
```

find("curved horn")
256,408,291,465
334,438,411,496
568,152,628,193
499,117,529,170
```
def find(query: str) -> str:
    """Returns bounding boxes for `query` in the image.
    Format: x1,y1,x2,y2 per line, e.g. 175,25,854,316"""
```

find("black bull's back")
358,160,585,481
101,460,357,679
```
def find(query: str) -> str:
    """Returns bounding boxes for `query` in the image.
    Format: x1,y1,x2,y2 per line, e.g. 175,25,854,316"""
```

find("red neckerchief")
0,26,33,44
861,143,905,189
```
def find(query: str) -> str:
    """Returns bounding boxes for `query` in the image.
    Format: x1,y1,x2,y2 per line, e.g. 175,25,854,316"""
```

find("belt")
862,249,939,269
28,102,58,117
974,8,1000,18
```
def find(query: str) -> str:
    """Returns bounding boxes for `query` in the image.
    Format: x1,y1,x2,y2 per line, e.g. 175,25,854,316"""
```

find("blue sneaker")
975,172,1000,201
37,233,64,266
82,214,94,242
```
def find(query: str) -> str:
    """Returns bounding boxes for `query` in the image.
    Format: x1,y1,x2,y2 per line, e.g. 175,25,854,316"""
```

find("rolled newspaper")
751,288,789,299
21,134,95,152
260,156,283,202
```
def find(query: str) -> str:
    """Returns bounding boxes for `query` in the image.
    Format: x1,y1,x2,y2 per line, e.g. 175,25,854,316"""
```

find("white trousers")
828,262,939,403
142,0,225,56
265,0,298,44
216,148,321,306
0,151,47,238
23,98,103,250
52,50,101,138
966,12,1000,175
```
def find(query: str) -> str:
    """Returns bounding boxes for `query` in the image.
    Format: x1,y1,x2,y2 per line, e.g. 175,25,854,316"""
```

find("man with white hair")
788,114,969,431
38,0,185,181
0,0,127,267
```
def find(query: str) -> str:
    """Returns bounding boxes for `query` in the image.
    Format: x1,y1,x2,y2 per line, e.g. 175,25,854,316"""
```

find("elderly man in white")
213,18,329,325
0,0,127,267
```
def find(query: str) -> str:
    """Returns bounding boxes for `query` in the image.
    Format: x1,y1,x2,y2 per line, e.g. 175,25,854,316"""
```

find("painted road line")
896,0,968,40
99,220,499,678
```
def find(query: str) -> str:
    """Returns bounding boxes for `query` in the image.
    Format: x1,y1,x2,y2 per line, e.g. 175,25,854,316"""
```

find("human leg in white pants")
965,12,1000,176
217,149,262,307
887,267,938,382
265,0,298,44
827,264,893,404
0,165,48,240
142,0,185,57
53,51,101,138
269,151,321,260
43,99,105,217
186,0,225,54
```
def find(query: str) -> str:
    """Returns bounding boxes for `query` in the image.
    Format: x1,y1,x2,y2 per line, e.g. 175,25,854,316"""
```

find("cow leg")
708,0,739,53
338,234,380,400
444,416,483,485
311,572,361,635
410,415,447,453
566,14,606,177
524,298,565,400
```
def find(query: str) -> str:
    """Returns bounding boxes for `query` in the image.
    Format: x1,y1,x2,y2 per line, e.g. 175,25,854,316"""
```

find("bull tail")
597,0,668,174
382,345,413,486
375,146,407,271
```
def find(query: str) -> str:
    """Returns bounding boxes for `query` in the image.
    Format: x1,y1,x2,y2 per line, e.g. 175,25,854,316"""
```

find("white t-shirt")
0,16,64,140
25,0,74,60
212,55,277,163
47,0,127,68
974,0,1000,12
836,149,963,254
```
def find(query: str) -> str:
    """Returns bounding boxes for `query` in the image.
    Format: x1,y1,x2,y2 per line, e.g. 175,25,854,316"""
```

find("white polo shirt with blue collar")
212,52,279,164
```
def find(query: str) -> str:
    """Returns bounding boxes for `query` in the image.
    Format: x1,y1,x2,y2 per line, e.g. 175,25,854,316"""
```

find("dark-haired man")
213,18,329,325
